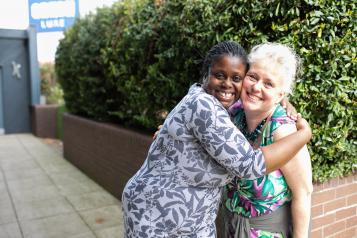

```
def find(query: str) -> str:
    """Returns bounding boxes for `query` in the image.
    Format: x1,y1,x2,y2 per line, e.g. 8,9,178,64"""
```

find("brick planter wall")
311,174,357,238
31,105,58,138
63,113,152,199
63,113,356,236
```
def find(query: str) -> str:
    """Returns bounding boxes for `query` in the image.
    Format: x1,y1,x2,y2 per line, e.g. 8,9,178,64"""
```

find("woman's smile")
246,92,262,102
216,90,235,100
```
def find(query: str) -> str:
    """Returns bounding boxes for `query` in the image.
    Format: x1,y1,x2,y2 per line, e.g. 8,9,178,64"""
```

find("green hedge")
56,0,356,182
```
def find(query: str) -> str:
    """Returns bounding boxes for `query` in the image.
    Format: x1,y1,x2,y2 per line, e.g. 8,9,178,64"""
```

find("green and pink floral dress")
224,101,295,238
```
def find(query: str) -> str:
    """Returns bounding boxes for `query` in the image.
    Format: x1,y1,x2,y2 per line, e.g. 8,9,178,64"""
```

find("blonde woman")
223,43,313,238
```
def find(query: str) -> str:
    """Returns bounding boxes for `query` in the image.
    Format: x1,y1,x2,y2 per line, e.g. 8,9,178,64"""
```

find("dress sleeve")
185,93,266,179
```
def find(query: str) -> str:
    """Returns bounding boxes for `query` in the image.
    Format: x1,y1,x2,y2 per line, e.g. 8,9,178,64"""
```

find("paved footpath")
0,134,124,238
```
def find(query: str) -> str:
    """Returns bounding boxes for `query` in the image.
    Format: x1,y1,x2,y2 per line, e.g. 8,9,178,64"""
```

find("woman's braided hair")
201,41,248,86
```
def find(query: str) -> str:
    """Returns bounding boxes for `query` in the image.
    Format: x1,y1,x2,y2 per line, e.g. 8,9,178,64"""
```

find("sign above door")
28,0,79,32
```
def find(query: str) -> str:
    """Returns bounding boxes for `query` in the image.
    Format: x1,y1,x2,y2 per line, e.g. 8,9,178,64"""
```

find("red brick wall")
311,173,357,238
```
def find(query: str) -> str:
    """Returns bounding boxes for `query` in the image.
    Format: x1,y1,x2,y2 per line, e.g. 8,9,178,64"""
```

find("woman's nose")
252,81,262,91
222,77,233,88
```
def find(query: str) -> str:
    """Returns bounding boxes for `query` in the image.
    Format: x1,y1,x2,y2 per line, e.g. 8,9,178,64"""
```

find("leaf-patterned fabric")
122,84,266,237
224,102,295,238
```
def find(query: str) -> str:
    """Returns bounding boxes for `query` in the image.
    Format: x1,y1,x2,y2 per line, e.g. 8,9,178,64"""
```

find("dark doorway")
0,28,40,134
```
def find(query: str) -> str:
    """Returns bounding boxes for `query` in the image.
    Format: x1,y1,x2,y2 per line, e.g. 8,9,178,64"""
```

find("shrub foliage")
56,0,356,182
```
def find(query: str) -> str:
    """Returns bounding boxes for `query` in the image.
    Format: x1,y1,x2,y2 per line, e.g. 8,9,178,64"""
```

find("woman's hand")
153,125,163,140
295,114,312,142
281,97,298,120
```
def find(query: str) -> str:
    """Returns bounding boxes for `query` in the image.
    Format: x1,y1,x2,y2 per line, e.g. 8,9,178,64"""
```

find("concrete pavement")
0,134,124,238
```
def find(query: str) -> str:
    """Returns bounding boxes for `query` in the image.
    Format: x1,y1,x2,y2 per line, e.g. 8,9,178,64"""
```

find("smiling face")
204,56,247,109
241,63,285,115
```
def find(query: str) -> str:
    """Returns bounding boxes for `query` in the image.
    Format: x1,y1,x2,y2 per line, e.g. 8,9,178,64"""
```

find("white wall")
0,0,118,62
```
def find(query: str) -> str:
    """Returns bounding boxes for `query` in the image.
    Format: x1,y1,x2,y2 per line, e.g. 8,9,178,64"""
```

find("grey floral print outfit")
122,84,266,238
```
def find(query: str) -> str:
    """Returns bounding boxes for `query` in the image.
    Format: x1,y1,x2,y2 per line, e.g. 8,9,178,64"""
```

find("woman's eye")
248,75,257,82
215,73,225,79
265,82,273,88
232,76,241,82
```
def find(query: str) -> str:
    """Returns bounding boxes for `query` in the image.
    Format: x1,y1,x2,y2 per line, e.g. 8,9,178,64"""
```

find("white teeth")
219,92,233,99
248,93,261,101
